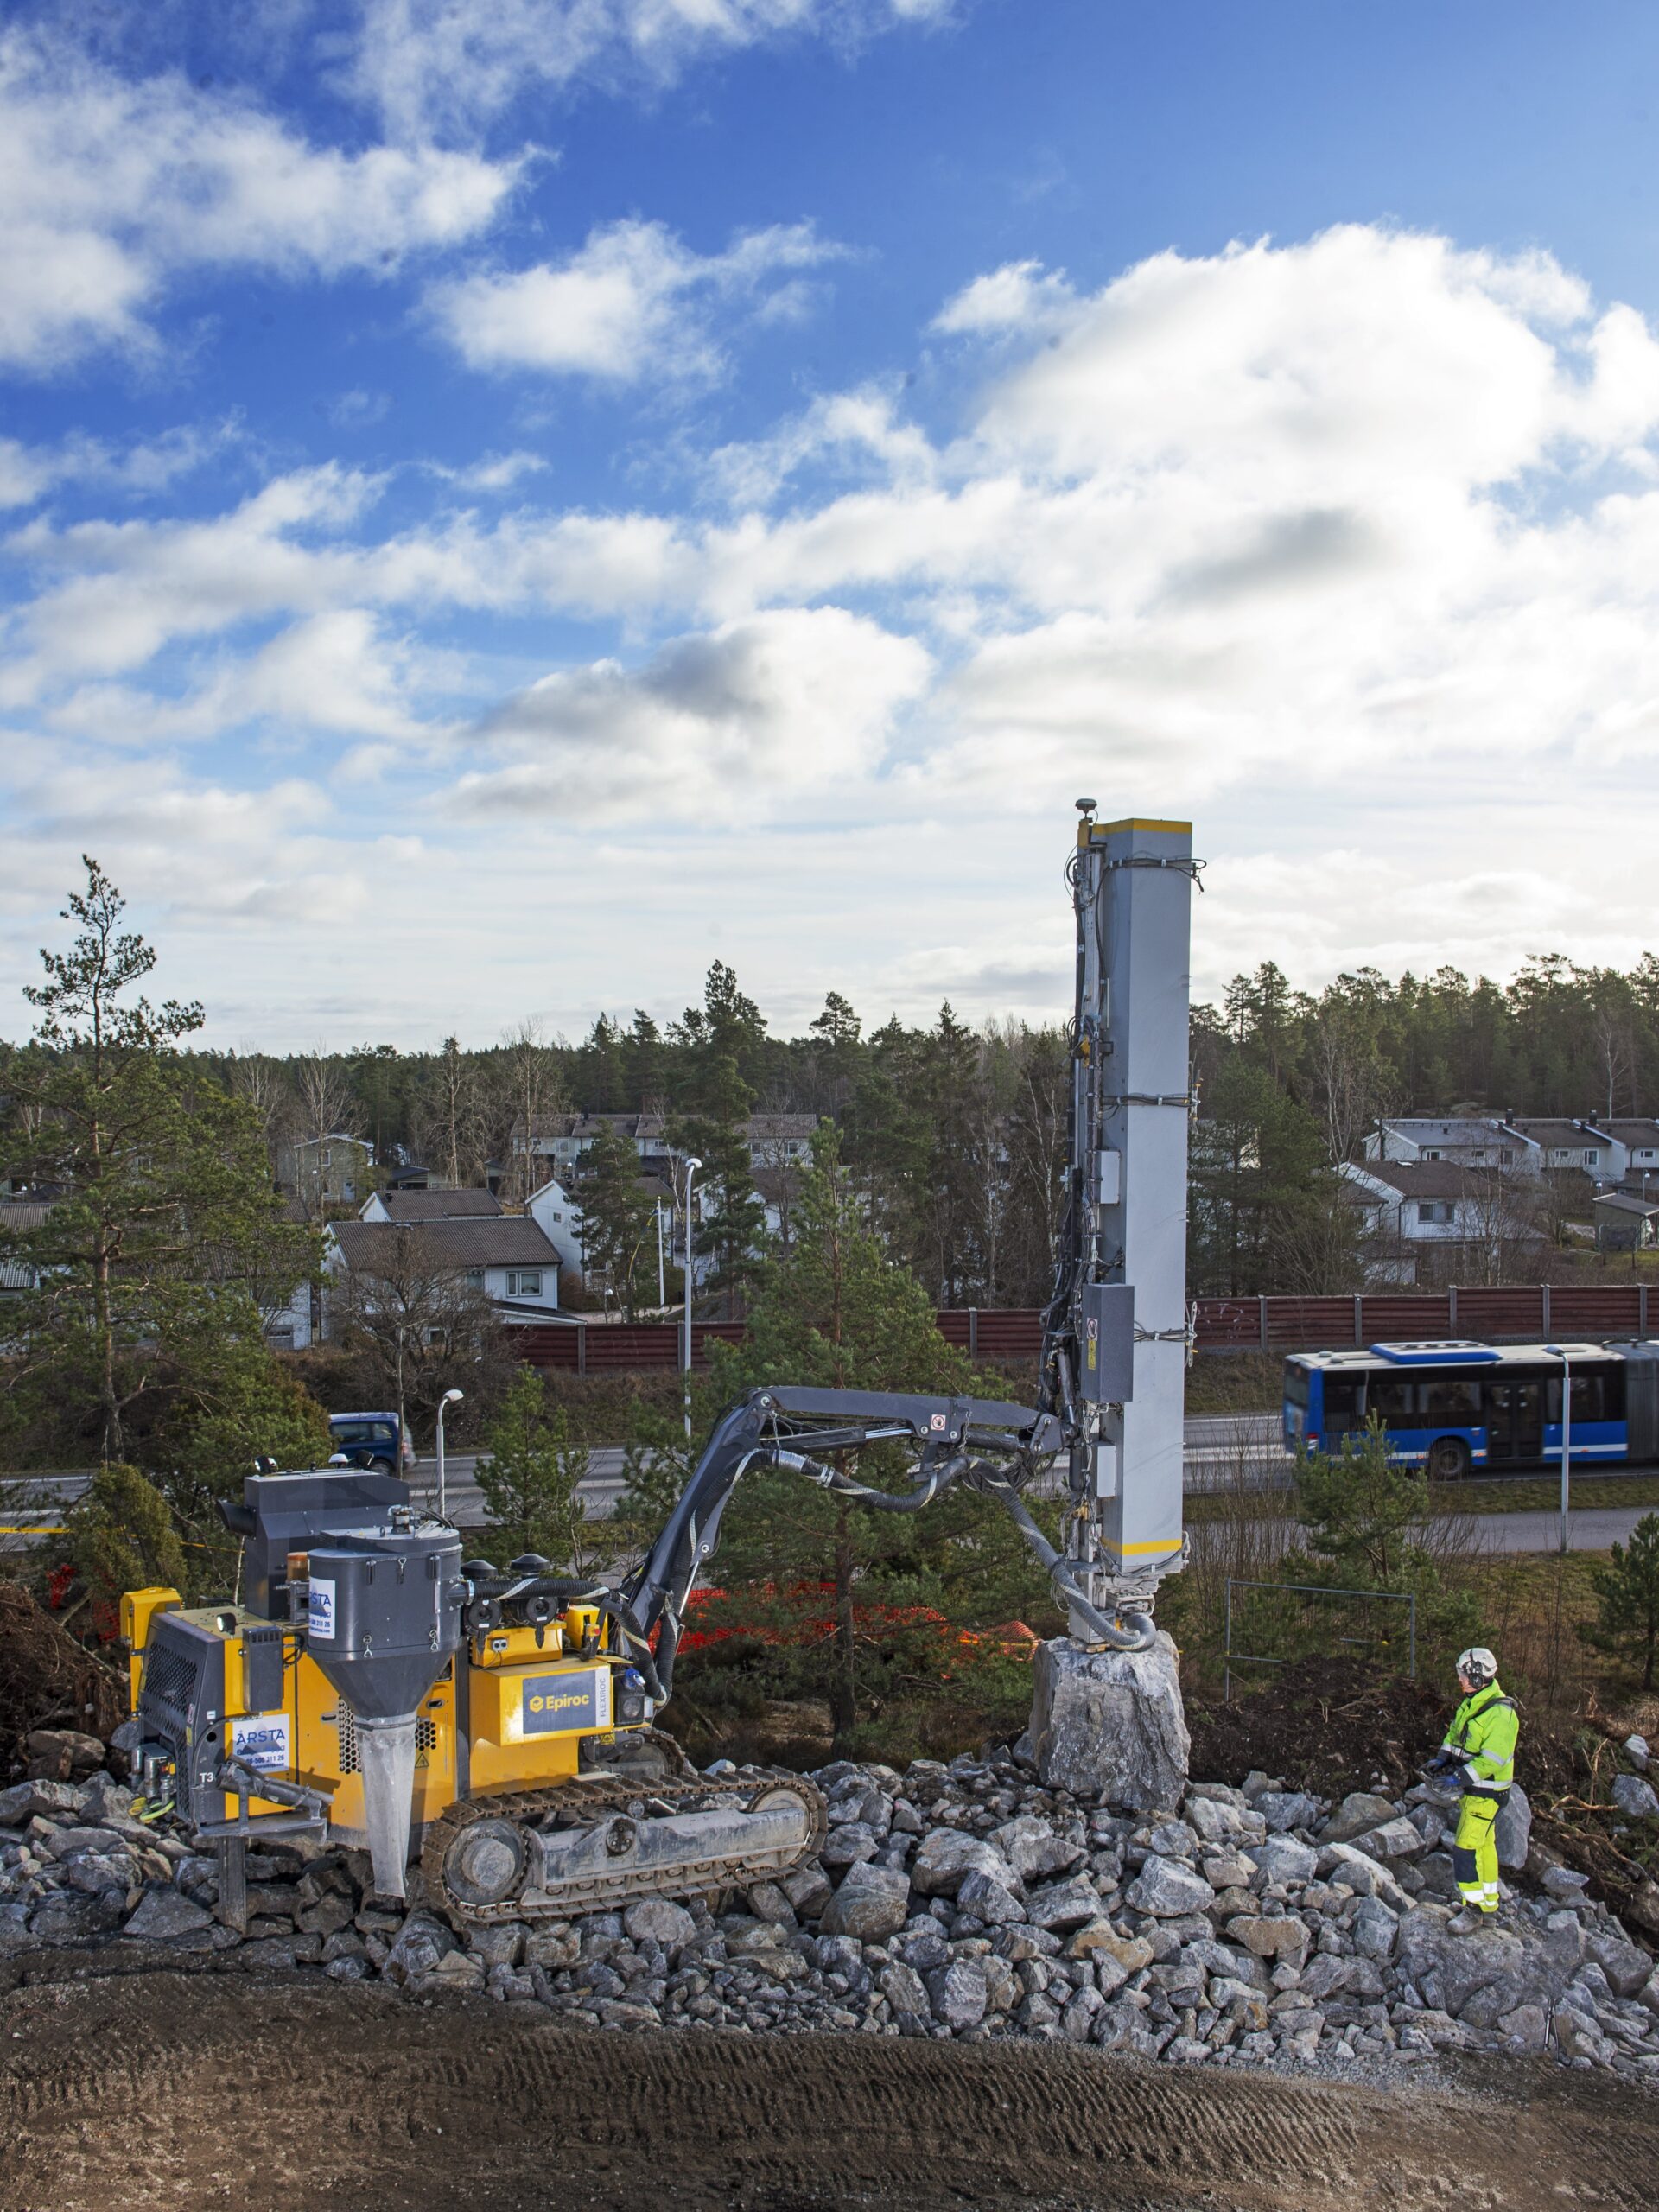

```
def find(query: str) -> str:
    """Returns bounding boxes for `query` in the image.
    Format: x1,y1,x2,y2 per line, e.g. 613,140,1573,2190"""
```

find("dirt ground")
1,1960,1653,2212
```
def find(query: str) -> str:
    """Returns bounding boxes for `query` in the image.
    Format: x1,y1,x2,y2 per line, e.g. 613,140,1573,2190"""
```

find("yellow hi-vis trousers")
1452,1794,1502,1915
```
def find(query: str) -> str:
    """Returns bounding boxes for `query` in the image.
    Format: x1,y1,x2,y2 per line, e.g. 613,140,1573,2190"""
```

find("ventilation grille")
140,1639,200,1726
334,1702,439,1777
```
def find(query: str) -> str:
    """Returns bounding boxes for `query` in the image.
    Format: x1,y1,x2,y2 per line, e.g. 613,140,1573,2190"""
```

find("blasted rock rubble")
5,1743,1659,2085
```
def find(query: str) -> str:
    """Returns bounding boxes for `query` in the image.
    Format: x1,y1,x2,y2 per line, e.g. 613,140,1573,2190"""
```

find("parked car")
327,1410,415,1477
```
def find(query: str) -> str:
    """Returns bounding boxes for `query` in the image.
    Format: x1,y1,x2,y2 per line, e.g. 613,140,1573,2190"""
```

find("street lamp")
655,1198,666,1310
436,1388,464,1522
682,1157,702,1442
1544,1344,1573,1556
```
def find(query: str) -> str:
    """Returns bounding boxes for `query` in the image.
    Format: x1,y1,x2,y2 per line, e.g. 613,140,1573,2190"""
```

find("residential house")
277,1132,373,1216
1602,1120,1659,1192
327,1216,563,1326
1363,1118,1540,1173
1592,1191,1659,1253
0,1198,51,1301
1339,1160,1541,1284
1508,1119,1623,1183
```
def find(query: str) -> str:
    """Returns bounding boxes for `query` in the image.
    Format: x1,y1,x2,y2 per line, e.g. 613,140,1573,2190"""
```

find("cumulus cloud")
0,423,234,511
453,606,931,817
0,31,516,370
428,219,843,385
346,0,955,143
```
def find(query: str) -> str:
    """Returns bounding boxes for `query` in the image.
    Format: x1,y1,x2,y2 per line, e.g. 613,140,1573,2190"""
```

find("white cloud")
933,258,1075,334
453,605,931,817
0,31,517,370
0,423,237,512
428,218,842,384
346,0,954,143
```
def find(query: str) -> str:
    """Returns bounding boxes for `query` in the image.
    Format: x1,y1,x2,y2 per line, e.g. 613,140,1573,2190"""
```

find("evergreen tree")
689,1132,1052,1750
0,861,319,1466
1582,1513,1659,1688
581,1118,653,1315
474,1367,594,1572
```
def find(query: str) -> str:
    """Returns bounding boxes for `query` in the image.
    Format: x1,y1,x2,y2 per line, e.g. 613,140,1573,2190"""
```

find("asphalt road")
7,1413,1649,1556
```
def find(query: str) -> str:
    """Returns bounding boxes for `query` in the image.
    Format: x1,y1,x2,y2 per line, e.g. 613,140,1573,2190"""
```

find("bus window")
1548,1370,1611,1424
1422,1373,1481,1424
1324,1377,1363,1430
1370,1377,1421,1425
1284,1365,1310,1411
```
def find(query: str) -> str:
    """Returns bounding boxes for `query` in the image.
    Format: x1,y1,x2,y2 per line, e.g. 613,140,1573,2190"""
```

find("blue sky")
5,2,1659,1050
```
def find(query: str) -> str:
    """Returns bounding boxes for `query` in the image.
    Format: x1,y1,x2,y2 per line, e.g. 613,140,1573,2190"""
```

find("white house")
328,1217,563,1321
1339,1160,1540,1283
1508,1119,1623,1183
1363,1118,1540,1173
525,1175,588,1276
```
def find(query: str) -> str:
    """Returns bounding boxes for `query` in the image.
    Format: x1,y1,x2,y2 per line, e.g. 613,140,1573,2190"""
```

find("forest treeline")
10,947,1658,1306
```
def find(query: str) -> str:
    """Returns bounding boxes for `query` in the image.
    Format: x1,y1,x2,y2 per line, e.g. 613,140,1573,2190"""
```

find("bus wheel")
1427,1437,1471,1482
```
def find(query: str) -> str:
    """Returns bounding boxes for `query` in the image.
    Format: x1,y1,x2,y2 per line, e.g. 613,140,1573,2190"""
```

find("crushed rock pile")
4,1740,1659,2085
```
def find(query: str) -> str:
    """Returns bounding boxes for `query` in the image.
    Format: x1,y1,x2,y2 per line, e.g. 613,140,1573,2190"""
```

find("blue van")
327,1410,414,1477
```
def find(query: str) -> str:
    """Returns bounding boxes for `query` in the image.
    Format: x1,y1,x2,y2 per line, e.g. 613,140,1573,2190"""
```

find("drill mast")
1040,810,1198,1637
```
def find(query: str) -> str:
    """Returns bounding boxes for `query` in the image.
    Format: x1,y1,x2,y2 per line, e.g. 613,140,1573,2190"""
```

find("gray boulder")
1124,1856,1215,1918
1624,1734,1650,1772
1587,1928,1653,1999
1611,1772,1659,1820
381,1912,457,1986
124,1886,213,1942
1351,1897,1400,1961
956,1868,1026,1925
1025,1874,1103,1931
1245,1835,1318,1887
1254,1791,1321,1835
927,1961,988,2031
909,1827,1017,1898
1351,1817,1427,1863
819,1821,880,1867
1029,1632,1189,1809
879,1959,930,2020
989,1813,1083,1883
623,1897,696,1948
1318,1791,1396,1844
821,1862,910,1942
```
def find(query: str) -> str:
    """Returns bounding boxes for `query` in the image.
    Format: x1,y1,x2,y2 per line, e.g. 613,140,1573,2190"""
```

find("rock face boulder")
1611,1772,1659,1821
820,1863,909,1942
1029,1631,1189,1809
1495,1783,1532,1871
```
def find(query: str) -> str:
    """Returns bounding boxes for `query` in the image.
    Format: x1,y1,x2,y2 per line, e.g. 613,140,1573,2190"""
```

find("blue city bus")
1282,1340,1659,1480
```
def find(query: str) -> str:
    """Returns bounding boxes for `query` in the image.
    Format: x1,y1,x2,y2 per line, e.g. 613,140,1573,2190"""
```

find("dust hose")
969,1466,1157,1654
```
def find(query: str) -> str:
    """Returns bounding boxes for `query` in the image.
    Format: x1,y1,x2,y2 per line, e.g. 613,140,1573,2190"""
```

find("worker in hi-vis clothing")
1426,1647,1519,1933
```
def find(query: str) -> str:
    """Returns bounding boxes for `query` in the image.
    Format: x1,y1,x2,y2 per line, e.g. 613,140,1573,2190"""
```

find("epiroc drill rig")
119,808,1198,1931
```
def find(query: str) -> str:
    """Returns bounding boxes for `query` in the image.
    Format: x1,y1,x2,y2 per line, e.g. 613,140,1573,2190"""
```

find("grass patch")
1185,1354,1284,1414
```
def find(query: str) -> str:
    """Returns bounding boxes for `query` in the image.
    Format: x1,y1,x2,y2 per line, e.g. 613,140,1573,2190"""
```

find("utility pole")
1547,1343,1573,1554
682,1158,702,1443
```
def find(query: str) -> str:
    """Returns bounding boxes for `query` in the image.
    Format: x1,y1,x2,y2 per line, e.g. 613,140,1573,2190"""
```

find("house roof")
1592,1191,1659,1217
333,1218,559,1271
1382,1117,1530,1147
0,1200,54,1233
1509,1119,1609,1147
1602,1121,1659,1147
1344,1160,1511,1201
373,1189,503,1224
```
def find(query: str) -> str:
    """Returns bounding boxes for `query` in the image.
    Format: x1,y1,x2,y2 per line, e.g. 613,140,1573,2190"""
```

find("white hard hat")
1457,1647,1497,1686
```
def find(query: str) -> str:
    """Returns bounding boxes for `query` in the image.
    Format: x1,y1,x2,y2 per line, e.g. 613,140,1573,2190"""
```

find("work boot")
1447,1907,1491,1935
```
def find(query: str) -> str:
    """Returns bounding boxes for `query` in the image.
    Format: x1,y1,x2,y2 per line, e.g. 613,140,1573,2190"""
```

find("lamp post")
1544,1344,1572,1555
436,1388,464,1522
682,1157,702,1442
655,1199,666,1310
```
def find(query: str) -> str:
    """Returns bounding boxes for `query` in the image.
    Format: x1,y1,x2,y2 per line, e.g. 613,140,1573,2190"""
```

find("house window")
1423,1149,1441,1160
466,1268,485,1287
506,1269,543,1297
1417,1201,1451,1225
1500,1149,1513,1164
1585,1150,1601,1166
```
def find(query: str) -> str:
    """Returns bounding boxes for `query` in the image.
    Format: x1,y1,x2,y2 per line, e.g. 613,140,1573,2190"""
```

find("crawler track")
2,1967,1655,2211
421,1762,828,1924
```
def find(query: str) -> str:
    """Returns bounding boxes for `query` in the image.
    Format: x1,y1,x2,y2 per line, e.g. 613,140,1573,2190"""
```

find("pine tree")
581,1119,652,1316
1582,1514,1659,1689
0,860,320,1466
474,1367,594,1572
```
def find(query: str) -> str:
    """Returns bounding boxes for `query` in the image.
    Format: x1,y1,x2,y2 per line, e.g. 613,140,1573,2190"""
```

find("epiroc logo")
521,1668,611,1735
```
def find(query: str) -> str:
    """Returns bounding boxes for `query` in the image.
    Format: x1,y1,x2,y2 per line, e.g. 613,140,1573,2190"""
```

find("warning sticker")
230,1713,291,1774
308,1577,336,1642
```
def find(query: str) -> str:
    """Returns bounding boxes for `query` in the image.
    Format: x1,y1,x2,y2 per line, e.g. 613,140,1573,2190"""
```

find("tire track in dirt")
1,1969,1654,2212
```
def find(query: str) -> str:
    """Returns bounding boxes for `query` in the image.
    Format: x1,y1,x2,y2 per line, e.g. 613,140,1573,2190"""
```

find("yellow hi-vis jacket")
1442,1682,1519,1800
